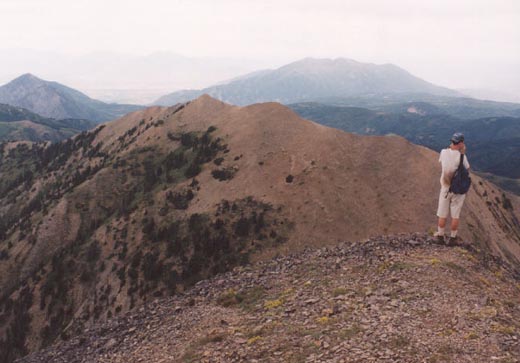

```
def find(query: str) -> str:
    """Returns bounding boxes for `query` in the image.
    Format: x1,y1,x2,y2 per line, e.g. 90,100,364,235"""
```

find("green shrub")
211,168,235,181
217,289,243,307
164,149,187,170
184,163,201,178
181,133,196,148
502,193,513,210
142,252,163,281
142,218,156,240
85,240,101,263
167,190,194,210
0,250,8,260
235,217,251,237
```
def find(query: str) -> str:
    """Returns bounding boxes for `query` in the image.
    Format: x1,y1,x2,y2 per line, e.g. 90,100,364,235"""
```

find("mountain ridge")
307,94,520,119
0,103,97,141
153,58,461,106
289,102,520,188
0,95,519,362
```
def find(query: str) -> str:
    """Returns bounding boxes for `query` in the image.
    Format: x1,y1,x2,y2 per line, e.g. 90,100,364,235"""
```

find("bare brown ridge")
0,95,519,361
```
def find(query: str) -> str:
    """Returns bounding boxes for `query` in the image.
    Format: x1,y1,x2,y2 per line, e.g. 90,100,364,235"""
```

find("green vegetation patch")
443,261,466,273
217,285,267,311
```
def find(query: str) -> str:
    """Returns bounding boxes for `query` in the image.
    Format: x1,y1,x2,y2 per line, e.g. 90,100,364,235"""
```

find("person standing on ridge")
435,132,470,246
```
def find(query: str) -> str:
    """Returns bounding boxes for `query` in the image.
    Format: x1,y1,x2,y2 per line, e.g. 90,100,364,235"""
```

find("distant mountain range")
308,93,520,119
0,60,518,192
153,57,461,106
458,87,520,104
0,74,142,122
0,103,96,142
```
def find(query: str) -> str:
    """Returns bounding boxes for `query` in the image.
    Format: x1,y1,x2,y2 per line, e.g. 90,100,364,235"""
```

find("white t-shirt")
439,148,470,189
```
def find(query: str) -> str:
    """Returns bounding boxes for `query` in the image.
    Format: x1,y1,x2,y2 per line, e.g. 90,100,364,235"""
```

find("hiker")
435,132,470,246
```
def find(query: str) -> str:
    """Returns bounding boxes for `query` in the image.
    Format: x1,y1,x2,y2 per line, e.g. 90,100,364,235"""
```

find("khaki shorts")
437,188,466,219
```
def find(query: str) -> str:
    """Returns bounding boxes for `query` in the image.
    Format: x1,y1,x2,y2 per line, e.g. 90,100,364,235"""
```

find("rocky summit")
18,233,520,363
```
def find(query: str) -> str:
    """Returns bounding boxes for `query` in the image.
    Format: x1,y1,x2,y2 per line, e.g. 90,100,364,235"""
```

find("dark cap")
451,132,464,144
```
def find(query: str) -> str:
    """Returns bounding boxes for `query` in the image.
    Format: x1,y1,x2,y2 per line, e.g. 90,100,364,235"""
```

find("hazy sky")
0,0,518,98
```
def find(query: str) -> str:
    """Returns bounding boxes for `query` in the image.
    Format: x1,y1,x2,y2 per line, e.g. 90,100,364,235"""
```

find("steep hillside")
0,95,519,362
18,234,520,363
290,102,520,185
0,74,142,122
0,104,47,123
0,103,97,142
153,58,460,106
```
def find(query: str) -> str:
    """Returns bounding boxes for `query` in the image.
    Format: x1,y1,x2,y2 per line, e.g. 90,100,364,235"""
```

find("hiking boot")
447,236,462,247
433,232,445,245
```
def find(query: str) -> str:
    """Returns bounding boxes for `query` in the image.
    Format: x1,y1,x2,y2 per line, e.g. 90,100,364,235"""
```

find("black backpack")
449,154,471,194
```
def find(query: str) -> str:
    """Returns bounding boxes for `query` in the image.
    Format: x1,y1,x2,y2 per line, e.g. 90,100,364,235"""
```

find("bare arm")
461,145,470,169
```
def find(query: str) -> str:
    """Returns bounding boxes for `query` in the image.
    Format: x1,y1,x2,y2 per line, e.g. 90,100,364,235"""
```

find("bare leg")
450,218,459,236
435,217,447,242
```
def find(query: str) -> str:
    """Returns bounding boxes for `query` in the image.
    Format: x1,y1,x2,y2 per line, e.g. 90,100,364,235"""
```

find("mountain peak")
294,57,358,64
18,72,40,79
194,93,222,104
283,57,360,70
186,93,230,111
0,74,142,121
154,57,461,106
11,72,43,84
